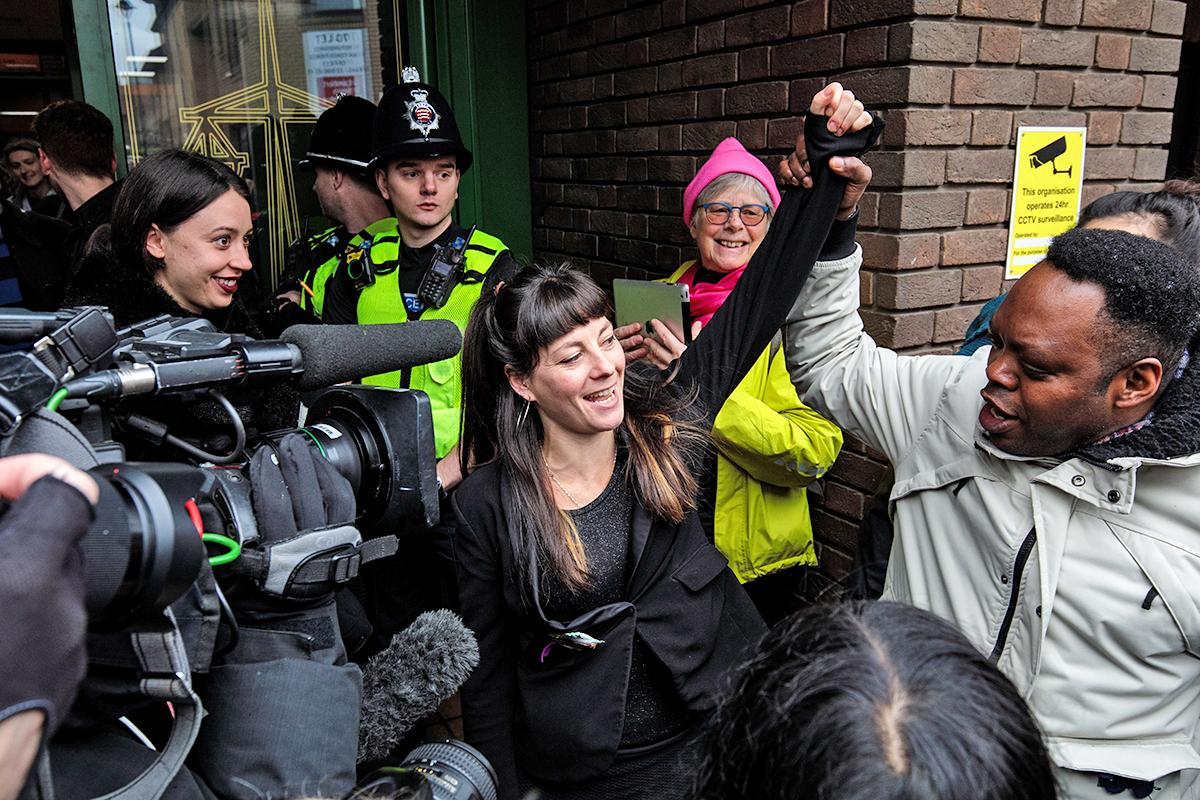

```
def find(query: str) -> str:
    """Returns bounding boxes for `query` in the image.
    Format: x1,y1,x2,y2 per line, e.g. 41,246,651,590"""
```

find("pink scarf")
676,261,747,328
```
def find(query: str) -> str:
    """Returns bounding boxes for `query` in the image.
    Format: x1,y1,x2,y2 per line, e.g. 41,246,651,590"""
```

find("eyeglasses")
699,202,771,227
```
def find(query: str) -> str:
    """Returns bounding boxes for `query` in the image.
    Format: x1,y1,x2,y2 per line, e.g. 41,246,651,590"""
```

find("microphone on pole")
358,609,480,763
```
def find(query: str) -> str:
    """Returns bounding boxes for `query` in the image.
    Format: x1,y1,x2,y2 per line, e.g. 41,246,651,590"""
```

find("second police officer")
287,94,396,321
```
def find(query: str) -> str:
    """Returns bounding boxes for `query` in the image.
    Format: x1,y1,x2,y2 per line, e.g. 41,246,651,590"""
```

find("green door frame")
70,0,127,177
405,0,533,260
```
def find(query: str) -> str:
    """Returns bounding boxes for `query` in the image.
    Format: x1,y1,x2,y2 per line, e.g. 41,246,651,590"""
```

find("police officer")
338,68,518,490
328,69,518,653
283,94,394,322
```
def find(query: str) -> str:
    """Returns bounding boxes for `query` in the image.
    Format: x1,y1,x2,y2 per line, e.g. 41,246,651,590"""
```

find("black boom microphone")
359,609,481,763
282,320,463,391
60,320,464,401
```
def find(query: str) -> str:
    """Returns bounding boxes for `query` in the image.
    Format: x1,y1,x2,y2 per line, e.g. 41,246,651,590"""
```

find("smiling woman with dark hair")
64,148,297,454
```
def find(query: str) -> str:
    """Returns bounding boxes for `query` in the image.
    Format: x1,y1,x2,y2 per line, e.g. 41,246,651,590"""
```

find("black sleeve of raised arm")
674,113,882,428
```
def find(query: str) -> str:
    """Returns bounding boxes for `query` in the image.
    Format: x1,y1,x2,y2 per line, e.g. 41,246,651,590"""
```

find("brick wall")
525,0,1187,591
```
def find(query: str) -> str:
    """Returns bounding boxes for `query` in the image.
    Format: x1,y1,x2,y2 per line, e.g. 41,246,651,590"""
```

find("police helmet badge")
405,88,440,138
401,65,421,84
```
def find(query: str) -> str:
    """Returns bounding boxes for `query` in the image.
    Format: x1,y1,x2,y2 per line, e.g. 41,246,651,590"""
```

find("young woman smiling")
64,149,297,453
452,85,879,800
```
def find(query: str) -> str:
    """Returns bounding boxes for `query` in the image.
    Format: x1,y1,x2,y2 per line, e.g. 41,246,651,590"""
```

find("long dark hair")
460,262,705,593
692,601,1058,800
110,149,251,275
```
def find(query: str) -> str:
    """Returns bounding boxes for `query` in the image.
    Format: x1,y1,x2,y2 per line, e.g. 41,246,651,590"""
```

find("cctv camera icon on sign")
1029,137,1072,177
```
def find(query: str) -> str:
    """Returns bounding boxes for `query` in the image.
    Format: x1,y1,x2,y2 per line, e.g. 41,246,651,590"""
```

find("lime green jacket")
667,261,843,583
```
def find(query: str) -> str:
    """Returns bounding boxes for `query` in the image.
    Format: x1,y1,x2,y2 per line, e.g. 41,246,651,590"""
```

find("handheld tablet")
612,279,692,345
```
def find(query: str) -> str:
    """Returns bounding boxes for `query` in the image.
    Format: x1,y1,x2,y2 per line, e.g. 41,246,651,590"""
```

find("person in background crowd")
617,137,844,624
3,138,65,218
959,179,1200,356
849,179,1200,601
783,124,1200,795
452,85,877,800
32,100,119,274
691,601,1058,800
0,185,70,311
278,95,394,324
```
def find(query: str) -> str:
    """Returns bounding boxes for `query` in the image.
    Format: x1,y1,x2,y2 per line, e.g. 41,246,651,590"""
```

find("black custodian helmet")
370,66,473,174
299,94,377,174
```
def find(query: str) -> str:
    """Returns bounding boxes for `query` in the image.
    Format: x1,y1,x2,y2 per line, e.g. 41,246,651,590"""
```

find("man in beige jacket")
782,144,1200,798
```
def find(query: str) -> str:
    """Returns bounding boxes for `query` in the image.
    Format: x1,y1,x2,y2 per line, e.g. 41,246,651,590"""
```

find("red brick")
859,231,943,270
1133,148,1170,180
861,309,936,348
766,116,804,149
845,26,890,67
823,481,866,519
739,46,770,81
1072,73,1143,106
646,91,697,122
647,28,697,63
830,0,917,28
682,119,737,150
615,4,661,37
953,68,1036,105
840,66,954,105
698,88,723,118
890,21,980,63
771,34,844,76
685,0,740,22
1142,75,1179,108
788,78,827,113
1034,71,1074,106
680,53,737,88
961,264,1005,300
828,450,888,491
616,126,659,151
1084,148,1137,180
946,150,1015,183
878,191,968,230
792,0,829,36
1081,183,1116,208
859,192,880,228
979,26,1022,63
971,110,1014,146
1044,0,1084,25
735,119,766,150
860,271,874,305
1094,34,1131,69
614,66,658,97
725,81,788,115
1120,111,1174,144
868,151,947,188
959,0,1041,21
1128,37,1181,72
1080,0,1154,29
1086,111,1124,144
811,505,859,550
884,109,973,146
966,188,1011,225
941,229,1009,264
697,20,725,51
724,6,792,47
1020,30,1096,66
935,303,987,343
1013,109,1087,128
1150,0,1187,34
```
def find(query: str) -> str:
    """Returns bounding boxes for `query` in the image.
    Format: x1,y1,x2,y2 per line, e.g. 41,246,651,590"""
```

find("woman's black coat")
452,117,881,799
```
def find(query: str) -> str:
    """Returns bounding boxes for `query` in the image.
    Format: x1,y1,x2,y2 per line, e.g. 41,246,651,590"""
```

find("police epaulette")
465,243,497,256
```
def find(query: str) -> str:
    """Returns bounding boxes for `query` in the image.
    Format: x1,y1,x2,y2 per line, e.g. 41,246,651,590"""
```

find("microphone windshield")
282,321,463,391
359,609,480,763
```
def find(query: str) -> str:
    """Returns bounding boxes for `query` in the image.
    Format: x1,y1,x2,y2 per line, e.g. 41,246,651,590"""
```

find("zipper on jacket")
988,526,1037,663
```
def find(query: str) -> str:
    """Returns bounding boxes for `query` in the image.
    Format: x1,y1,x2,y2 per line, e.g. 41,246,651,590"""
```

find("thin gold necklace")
545,449,618,508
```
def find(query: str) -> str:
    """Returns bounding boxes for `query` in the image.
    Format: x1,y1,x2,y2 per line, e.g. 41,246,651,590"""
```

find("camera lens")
351,740,497,800
82,463,207,626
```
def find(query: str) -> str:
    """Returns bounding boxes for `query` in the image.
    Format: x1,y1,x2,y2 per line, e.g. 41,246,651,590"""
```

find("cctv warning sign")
1005,127,1086,279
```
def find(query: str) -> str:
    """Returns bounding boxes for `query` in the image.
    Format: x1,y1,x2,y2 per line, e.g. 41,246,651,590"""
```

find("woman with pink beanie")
617,135,849,623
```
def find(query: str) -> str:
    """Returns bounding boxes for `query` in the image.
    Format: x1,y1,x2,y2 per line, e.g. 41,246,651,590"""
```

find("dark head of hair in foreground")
1079,179,1200,265
691,601,1057,800
1047,227,1200,385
